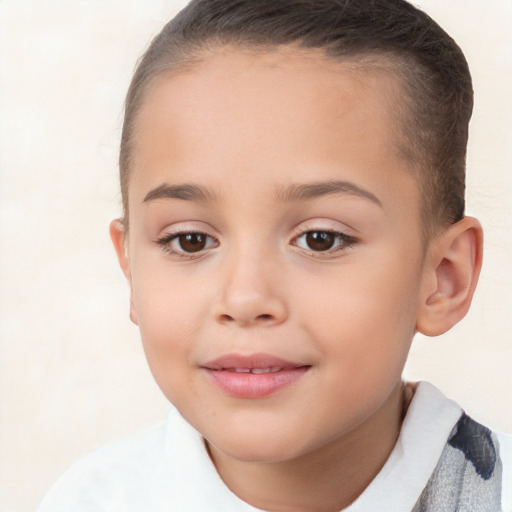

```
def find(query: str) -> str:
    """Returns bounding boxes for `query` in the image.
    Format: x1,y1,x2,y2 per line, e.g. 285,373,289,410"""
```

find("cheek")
297,252,421,369
131,246,210,332
129,260,211,395
299,266,418,427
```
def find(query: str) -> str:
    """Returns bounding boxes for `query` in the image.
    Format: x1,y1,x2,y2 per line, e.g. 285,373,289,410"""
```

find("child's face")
119,47,430,463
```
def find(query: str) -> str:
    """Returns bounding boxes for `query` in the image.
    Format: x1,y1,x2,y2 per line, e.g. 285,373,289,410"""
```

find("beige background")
0,1,511,511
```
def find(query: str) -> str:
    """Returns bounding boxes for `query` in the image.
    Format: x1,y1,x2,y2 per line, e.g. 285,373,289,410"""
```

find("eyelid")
290,222,359,257
291,219,358,240
293,229,357,248
154,226,219,259
154,221,218,243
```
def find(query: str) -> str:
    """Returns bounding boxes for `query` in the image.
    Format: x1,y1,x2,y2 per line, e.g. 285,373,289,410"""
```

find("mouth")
202,353,311,399
217,367,291,374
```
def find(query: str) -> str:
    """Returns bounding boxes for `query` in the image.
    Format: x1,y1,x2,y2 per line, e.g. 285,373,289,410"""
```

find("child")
38,0,511,510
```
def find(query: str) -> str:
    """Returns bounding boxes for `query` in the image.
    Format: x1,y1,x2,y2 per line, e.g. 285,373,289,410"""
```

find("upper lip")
202,353,308,371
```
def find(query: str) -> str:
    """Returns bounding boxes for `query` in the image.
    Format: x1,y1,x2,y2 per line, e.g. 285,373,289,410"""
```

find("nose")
213,250,288,328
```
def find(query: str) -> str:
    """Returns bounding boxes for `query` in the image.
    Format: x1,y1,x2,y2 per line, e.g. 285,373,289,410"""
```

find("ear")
109,219,138,325
416,217,483,337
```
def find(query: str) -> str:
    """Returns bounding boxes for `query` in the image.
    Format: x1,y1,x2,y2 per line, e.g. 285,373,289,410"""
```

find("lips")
202,353,310,399
222,367,285,374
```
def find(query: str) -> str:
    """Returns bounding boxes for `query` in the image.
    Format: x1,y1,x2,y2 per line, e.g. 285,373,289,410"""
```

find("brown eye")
177,233,208,253
304,231,336,251
295,230,357,254
156,231,218,257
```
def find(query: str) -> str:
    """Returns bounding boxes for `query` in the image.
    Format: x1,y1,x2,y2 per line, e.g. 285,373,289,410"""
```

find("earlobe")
109,219,139,325
416,217,483,337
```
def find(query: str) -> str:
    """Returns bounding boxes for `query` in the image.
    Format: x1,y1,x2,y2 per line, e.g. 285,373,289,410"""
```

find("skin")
111,47,483,511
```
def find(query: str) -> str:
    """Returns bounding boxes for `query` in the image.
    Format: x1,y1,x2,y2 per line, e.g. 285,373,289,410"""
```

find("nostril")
257,314,273,321
219,314,235,323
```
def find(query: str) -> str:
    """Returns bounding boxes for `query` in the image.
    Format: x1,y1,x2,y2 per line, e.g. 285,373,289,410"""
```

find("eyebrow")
275,180,382,207
142,179,382,207
143,183,219,203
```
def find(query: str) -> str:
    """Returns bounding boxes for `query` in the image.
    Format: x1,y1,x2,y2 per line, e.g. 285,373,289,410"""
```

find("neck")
207,382,412,512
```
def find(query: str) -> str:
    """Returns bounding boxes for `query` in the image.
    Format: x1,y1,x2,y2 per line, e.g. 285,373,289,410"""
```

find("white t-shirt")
38,382,511,512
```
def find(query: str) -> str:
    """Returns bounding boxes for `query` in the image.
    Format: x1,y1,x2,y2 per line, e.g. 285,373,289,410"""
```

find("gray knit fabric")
413,414,503,512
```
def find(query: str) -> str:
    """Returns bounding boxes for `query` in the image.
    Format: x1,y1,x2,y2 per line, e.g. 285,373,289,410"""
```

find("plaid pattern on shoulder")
413,414,503,512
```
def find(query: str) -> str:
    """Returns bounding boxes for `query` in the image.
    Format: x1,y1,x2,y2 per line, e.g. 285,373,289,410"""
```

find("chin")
205,424,319,464
212,441,301,464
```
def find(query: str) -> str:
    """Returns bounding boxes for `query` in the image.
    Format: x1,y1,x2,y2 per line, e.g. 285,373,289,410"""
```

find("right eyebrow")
142,183,219,203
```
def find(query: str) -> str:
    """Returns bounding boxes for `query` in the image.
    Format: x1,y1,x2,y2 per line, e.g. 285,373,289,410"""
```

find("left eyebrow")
275,180,382,207
143,183,219,203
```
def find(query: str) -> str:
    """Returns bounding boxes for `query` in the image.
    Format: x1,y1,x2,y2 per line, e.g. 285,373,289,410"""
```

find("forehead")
130,46,420,222
135,46,405,159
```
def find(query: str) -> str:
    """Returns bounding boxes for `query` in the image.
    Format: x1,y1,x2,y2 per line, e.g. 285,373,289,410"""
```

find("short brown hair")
120,0,473,237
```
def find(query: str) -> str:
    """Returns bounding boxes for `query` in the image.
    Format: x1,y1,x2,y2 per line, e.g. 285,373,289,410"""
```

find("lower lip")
204,367,310,399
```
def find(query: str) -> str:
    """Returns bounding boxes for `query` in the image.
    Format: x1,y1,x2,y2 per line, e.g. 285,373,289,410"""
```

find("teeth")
229,367,284,374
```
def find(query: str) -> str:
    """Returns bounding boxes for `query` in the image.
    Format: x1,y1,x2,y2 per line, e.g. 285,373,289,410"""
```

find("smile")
226,367,284,373
202,354,310,399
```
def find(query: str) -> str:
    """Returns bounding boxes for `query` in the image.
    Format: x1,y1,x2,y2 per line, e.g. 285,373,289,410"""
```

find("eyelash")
155,230,219,259
292,229,358,257
155,228,358,259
